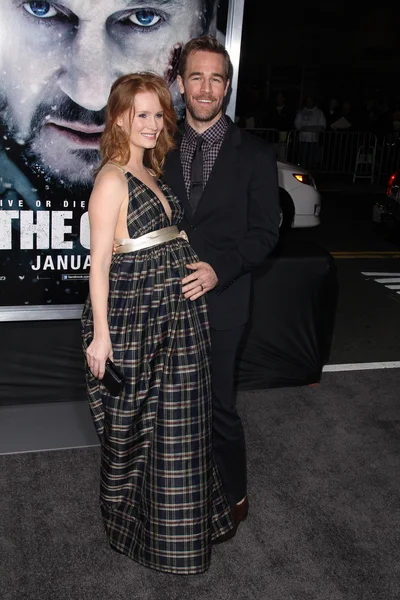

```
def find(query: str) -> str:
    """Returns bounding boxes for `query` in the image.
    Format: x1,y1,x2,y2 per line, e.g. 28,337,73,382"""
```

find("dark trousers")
211,325,247,507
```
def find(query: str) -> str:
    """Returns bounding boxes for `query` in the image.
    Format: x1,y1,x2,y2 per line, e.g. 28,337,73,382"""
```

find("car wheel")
279,188,295,234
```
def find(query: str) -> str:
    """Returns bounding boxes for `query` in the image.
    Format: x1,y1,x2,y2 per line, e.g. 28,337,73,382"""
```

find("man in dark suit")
163,36,280,541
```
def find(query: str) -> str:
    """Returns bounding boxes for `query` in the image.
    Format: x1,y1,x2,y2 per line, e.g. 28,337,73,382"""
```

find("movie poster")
0,0,229,317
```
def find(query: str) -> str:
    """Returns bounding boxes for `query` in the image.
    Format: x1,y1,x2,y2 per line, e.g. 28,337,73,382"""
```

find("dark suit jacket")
163,117,280,330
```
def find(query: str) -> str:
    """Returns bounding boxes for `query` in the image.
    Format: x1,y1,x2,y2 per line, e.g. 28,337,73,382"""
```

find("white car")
277,161,321,231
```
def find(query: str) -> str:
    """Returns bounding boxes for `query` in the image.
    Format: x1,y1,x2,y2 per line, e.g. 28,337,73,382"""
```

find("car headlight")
293,174,316,189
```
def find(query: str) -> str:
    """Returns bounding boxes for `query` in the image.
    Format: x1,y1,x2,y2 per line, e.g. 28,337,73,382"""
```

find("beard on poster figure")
0,0,243,320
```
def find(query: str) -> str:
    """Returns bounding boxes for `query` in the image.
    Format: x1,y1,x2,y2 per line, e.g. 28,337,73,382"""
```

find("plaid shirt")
181,115,229,199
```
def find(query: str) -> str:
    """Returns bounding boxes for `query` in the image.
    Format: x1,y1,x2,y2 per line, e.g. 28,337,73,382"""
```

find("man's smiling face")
0,0,208,189
178,50,229,127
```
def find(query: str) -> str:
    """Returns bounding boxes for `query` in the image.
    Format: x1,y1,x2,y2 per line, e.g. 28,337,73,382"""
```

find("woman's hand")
86,337,113,380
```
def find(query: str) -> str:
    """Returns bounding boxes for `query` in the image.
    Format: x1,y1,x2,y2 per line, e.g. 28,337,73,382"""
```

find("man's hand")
182,261,218,300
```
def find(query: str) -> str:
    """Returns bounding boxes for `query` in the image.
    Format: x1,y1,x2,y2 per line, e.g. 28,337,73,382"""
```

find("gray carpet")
1,370,399,600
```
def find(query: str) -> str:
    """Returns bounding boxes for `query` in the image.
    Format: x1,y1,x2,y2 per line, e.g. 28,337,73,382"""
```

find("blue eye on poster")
0,0,242,320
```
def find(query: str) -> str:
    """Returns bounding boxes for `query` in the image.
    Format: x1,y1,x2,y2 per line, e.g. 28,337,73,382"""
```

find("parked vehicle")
277,161,321,231
373,170,400,231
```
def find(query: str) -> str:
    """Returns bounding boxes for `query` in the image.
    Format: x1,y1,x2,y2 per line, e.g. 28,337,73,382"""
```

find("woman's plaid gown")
81,171,233,574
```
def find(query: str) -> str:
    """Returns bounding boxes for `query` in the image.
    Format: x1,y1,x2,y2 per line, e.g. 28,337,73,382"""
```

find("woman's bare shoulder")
88,166,128,212
94,163,127,191
97,162,126,179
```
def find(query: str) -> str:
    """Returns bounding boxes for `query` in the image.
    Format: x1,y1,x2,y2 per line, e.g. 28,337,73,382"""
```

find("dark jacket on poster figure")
163,116,280,330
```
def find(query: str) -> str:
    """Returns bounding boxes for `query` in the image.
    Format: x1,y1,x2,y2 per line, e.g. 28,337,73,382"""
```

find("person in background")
267,92,295,159
390,108,400,137
337,100,358,130
294,95,326,168
325,98,340,130
268,92,295,133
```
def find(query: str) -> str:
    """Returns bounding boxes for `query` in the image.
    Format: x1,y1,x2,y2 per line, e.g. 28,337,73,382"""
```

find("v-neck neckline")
126,171,172,226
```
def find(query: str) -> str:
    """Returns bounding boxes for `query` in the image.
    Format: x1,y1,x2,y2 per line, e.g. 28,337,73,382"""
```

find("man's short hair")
178,36,231,82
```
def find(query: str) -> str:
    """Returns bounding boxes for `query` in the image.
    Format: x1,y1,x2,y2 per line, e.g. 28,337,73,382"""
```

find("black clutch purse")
102,359,124,396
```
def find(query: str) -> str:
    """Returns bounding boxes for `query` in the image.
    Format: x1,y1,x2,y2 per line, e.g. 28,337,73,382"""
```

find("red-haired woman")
81,73,233,574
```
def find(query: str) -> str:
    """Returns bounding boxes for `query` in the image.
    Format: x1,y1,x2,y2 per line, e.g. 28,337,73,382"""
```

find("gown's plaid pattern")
81,172,234,574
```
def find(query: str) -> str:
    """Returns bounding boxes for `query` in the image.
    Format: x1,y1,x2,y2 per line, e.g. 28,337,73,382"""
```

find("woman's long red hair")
99,73,176,178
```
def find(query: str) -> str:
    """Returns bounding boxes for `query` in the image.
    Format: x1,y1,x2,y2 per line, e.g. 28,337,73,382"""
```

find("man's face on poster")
0,0,214,190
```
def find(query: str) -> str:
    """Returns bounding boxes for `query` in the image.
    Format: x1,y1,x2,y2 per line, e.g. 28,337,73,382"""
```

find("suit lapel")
165,119,242,224
192,122,241,223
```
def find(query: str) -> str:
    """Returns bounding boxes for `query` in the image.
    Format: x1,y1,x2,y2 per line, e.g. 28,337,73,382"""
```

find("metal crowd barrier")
244,128,289,162
245,128,400,183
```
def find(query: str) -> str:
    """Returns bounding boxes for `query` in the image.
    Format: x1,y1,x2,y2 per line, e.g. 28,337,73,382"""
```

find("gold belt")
114,226,188,254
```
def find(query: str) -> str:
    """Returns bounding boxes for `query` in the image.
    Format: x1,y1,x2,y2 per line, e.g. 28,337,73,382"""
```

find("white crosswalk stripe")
361,272,400,276
373,278,400,283
361,272,400,295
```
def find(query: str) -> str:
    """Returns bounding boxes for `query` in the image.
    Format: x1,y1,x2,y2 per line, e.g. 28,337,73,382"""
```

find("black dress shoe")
231,496,249,525
212,496,249,545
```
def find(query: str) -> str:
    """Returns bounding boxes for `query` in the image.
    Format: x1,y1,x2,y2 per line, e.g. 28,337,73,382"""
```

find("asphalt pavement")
289,186,400,365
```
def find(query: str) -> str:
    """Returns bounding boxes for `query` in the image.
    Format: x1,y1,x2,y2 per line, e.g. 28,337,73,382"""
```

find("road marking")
361,272,400,276
333,256,400,259
332,252,400,259
323,361,400,372
373,278,400,283
334,251,400,255
361,272,400,295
